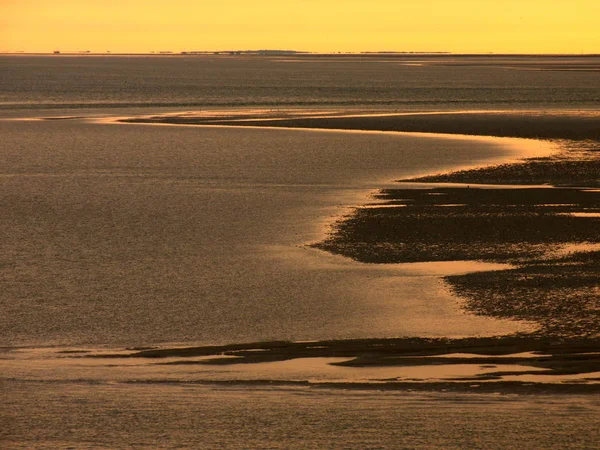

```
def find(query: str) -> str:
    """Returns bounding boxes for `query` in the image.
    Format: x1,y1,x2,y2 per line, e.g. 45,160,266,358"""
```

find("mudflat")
118,109,600,389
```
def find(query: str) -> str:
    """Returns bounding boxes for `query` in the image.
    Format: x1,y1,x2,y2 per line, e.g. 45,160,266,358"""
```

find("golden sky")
1,0,599,54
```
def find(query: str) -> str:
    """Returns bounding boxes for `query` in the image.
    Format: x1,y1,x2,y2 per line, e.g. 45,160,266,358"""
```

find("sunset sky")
1,0,599,54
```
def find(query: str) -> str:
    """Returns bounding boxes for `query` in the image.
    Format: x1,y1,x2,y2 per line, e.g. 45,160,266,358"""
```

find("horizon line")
2,51,600,57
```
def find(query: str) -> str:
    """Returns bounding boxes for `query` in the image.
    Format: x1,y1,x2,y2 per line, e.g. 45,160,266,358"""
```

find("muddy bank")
405,139,600,187
83,335,600,391
121,110,600,141
315,187,600,263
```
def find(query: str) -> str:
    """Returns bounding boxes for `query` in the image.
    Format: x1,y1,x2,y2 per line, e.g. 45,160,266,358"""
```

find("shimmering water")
2,55,599,449
2,55,600,112
4,383,598,450
2,118,541,348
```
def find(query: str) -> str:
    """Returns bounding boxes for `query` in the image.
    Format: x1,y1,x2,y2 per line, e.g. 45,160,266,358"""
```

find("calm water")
2,56,599,449
4,383,599,450
2,55,600,112
2,118,539,348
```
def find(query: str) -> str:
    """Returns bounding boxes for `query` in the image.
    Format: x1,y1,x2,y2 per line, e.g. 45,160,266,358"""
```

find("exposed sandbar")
84,336,600,392
121,110,600,141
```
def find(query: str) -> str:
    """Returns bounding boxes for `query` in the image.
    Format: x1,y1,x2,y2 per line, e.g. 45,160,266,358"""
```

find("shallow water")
2,55,600,111
1,117,547,348
3,382,598,450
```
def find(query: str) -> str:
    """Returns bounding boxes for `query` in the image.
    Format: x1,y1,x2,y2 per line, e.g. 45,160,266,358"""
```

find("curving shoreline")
119,109,600,186
112,109,600,389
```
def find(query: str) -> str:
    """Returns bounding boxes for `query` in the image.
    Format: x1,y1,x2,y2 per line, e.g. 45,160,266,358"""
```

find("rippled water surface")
2,55,599,449
2,118,542,347
2,55,600,111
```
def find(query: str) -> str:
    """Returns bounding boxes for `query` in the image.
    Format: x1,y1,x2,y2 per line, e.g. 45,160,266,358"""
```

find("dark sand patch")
407,158,600,187
405,139,600,187
447,252,600,338
85,336,600,392
315,187,600,263
121,110,600,141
